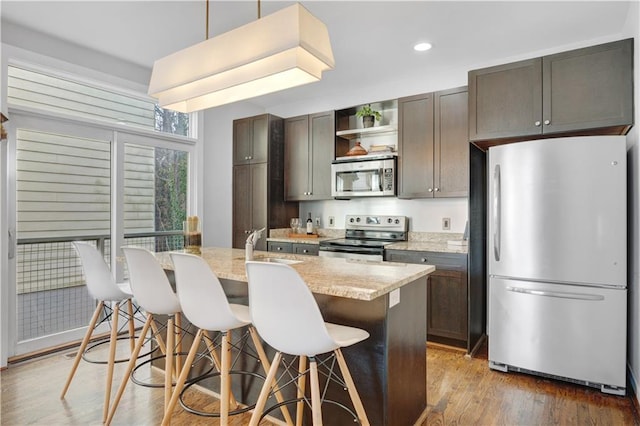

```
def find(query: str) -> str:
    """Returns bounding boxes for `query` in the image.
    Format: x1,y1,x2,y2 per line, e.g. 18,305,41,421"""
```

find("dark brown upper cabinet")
284,111,334,201
398,87,469,199
233,115,269,165
469,38,633,148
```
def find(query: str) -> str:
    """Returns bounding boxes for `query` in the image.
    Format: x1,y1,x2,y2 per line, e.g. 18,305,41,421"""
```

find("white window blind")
8,65,156,128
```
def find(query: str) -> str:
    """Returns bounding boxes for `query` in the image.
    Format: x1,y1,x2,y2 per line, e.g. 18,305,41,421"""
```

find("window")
8,64,191,137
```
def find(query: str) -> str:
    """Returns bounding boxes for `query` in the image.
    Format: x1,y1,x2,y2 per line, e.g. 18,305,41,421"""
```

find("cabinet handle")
421,258,428,263
434,187,440,192
534,121,541,126
428,188,433,192
544,120,550,125
277,247,282,251
303,249,308,253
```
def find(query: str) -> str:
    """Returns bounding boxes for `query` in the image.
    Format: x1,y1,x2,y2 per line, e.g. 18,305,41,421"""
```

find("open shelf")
335,125,398,139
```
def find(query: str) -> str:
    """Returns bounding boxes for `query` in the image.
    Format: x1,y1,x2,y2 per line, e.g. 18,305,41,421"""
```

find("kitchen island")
155,247,434,425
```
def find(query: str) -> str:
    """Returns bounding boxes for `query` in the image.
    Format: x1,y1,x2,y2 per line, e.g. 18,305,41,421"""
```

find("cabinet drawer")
267,242,293,253
293,243,319,256
385,249,467,271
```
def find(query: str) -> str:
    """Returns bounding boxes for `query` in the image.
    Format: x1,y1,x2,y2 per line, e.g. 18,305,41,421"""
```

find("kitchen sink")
257,257,302,265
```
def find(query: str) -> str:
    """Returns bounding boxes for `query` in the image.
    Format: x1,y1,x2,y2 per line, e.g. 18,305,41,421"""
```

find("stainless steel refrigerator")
487,135,627,395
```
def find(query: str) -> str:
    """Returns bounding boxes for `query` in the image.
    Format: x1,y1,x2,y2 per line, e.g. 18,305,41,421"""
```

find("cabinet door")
308,111,334,200
427,270,468,342
468,58,542,141
251,163,268,251
233,118,253,165
251,115,269,163
398,93,435,198
284,115,310,200
232,165,251,248
293,243,319,256
267,241,293,253
434,87,469,198
542,38,633,135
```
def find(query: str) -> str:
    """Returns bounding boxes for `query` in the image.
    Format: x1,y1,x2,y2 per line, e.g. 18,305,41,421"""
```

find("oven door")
318,245,383,261
331,158,395,198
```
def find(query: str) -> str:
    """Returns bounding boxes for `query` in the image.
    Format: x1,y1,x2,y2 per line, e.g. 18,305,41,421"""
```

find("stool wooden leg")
175,312,183,378
105,314,153,426
248,327,294,425
221,331,231,425
103,303,120,423
250,352,282,426
335,348,370,426
204,331,240,410
126,299,135,353
161,329,203,426
296,356,307,426
309,357,323,426
60,302,103,399
165,316,175,414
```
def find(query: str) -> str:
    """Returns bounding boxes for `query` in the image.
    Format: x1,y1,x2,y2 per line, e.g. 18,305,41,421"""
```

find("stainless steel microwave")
331,155,396,198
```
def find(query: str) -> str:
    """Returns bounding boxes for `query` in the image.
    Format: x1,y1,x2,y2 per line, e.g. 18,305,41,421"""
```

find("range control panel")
344,215,407,232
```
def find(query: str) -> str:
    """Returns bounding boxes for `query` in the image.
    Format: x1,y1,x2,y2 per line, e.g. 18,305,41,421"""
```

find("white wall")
622,0,640,406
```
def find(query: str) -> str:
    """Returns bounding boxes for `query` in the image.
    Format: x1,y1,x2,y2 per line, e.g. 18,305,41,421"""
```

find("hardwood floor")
2,340,639,425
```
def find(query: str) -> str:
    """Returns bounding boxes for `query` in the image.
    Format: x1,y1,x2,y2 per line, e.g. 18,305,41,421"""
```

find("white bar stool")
162,252,293,425
245,261,371,426
60,241,138,423
105,246,185,425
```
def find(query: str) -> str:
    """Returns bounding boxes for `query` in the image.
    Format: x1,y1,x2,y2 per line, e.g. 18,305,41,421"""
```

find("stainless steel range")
319,215,408,261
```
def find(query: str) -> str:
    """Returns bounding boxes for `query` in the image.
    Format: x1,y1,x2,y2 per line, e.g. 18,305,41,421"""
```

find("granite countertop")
266,229,468,253
155,247,434,302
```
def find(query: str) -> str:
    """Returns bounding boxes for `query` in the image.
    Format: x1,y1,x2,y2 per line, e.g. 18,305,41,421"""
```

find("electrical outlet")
442,217,451,230
328,216,335,227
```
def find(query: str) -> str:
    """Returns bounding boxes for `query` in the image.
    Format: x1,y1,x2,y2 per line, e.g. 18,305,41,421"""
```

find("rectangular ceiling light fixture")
148,3,335,113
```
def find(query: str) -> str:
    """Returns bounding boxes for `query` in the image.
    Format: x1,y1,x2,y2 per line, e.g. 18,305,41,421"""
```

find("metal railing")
16,231,183,341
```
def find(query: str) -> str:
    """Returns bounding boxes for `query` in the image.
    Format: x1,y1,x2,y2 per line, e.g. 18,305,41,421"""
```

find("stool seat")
325,322,369,348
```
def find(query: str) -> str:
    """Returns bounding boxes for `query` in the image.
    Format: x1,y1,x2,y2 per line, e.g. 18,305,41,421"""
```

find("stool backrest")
121,247,181,315
72,241,129,302
170,253,243,331
245,261,338,356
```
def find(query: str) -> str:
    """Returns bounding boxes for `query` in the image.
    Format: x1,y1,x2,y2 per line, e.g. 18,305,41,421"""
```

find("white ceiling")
0,1,634,110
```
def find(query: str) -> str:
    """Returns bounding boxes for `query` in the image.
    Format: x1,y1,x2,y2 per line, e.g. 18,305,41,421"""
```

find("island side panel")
388,276,428,425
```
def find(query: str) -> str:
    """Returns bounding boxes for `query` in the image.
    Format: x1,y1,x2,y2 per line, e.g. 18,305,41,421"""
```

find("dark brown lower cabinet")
385,249,470,350
267,241,319,256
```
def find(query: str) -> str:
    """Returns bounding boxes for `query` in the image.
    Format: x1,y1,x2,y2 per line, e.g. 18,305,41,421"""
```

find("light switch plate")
328,216,335,227
442,217,451,230
389,288,400,308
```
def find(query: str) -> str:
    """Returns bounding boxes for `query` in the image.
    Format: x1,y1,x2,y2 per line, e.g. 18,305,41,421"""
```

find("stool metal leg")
296,356,307,426
335,348,370,426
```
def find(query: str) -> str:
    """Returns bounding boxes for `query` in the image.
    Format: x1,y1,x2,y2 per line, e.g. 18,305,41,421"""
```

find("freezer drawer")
489,277,626,391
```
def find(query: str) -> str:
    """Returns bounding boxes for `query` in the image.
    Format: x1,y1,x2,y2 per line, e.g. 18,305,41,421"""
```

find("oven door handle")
319,246,381,255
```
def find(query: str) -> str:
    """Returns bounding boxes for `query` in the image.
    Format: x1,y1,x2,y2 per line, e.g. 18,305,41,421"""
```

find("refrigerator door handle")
506,286,605,301
493,164,501,261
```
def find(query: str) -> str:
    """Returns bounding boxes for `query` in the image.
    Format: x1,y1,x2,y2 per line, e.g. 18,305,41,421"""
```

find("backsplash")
296,197,468,233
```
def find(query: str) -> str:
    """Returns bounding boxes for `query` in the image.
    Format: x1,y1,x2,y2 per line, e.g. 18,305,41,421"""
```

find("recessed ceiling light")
414,42,433,52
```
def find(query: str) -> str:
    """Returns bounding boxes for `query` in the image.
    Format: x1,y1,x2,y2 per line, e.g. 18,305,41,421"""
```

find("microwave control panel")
383,168,394,191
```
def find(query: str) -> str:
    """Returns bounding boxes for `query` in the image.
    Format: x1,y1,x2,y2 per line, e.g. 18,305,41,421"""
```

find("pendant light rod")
258,0,261,19
206,0,210,40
